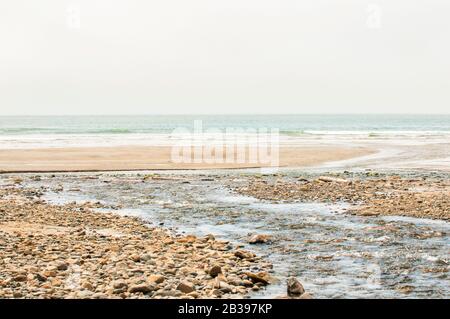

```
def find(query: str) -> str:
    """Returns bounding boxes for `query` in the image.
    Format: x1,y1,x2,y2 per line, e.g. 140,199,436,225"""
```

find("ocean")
0,114,449,148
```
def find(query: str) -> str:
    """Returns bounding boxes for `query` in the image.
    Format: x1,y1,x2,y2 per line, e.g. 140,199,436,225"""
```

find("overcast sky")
1,0,449,115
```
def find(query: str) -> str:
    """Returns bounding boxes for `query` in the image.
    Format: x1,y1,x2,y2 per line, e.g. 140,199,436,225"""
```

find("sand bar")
0,146,372,173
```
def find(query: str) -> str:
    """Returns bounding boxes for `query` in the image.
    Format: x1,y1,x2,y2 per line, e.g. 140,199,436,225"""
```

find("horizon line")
1,113,450,117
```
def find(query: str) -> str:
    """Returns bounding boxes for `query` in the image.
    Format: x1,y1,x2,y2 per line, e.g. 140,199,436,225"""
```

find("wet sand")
0,146,372,173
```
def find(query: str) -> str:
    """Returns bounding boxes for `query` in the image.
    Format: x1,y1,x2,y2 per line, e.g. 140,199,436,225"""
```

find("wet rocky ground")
235,170,449,220
0,181,276,299
1,169,449,298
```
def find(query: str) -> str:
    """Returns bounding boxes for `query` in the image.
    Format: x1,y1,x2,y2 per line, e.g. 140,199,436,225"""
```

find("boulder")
287,277,305,296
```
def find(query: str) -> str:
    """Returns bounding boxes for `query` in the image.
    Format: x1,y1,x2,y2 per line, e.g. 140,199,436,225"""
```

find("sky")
1,0,449,115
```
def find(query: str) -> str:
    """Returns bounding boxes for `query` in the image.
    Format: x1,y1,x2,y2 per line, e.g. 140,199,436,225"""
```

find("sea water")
0,114,448,149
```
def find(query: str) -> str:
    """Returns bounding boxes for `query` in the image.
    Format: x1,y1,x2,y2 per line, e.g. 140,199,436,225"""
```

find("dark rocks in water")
287,277,305,296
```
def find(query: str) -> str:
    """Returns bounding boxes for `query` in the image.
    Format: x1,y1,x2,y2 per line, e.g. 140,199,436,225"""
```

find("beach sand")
0,145,372,173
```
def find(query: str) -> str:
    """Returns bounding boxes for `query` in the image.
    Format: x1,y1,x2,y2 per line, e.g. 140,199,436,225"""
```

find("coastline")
0,134,448,298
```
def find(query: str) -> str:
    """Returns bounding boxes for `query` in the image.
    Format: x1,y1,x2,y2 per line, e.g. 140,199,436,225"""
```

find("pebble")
129,284,155,294
208,265,222,278
176,282,195,294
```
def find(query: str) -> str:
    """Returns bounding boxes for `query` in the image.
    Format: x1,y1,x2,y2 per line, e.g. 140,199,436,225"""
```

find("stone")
35,273,47,282
248,234,271,244
234,250,254,259
245,272,271,285
177,235,197,243
13,275,27,282
287,277,305,296
148,275,165,284
82,281,94,291
209,265,222,278
129,284,155,294
318,176,348,183
219,282,233,293
112,281,128,294
13,292,23,298
176,281,195,294
56,262,68,271
130,254,141,262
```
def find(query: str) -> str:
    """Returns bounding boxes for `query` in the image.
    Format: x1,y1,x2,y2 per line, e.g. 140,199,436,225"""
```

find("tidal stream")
21,171,449,299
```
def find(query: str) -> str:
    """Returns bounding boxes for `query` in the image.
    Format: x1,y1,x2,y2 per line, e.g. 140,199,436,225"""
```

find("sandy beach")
0,127,448,299
0,145,372,173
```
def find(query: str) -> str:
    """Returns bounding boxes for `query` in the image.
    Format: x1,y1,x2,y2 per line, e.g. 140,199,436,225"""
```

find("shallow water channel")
22,172,449,299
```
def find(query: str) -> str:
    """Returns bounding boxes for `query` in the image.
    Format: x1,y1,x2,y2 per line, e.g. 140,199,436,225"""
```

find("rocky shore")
235,173,450,220
0,184,276,299
2,170,448,299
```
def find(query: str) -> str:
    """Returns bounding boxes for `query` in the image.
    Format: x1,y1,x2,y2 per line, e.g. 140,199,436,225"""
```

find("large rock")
287,277,305,296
